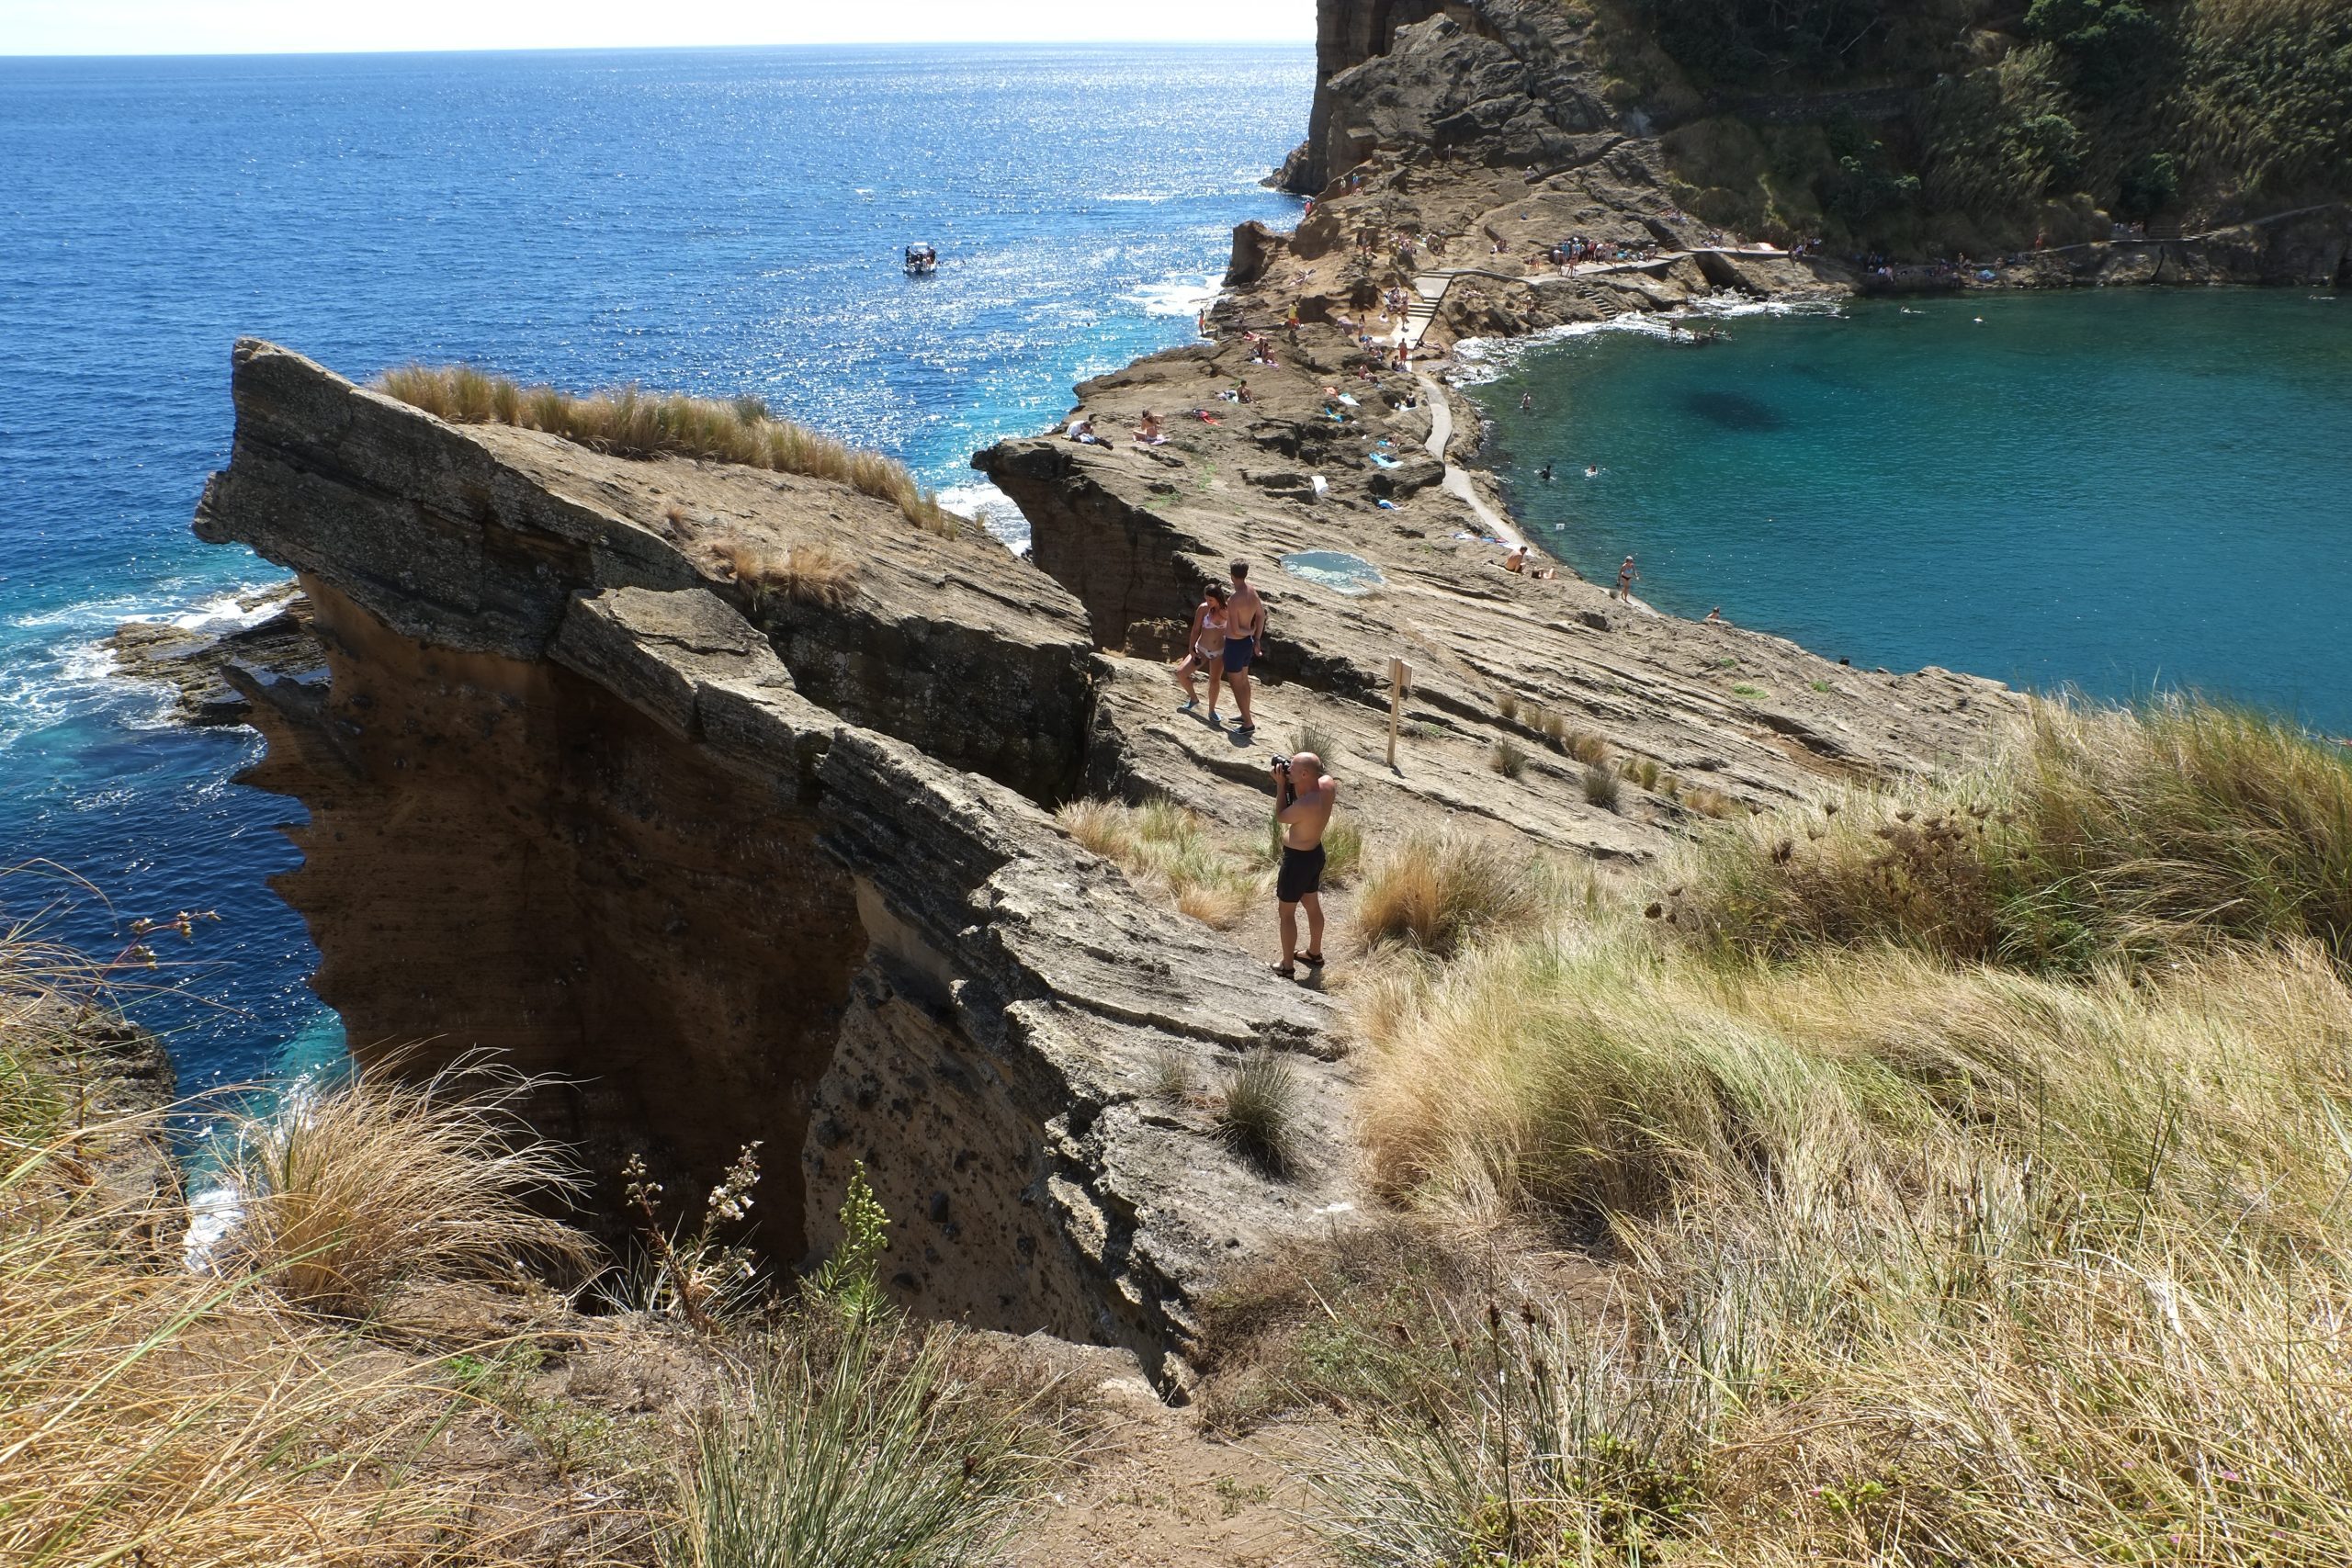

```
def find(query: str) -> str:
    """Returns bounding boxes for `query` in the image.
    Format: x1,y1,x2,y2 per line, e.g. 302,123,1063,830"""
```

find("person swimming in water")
1537,463,1554,481
1584,464,1600,479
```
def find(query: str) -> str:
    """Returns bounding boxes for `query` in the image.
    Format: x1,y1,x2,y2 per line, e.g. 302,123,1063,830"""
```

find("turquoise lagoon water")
1470,290,2352,737
0,44,1311,1086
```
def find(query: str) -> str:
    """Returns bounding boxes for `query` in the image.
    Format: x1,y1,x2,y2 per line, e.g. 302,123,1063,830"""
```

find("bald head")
1290,751,1325,778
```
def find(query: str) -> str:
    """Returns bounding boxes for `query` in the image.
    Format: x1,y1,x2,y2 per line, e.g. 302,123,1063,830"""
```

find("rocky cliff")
1278,0,2351,274
196,341,1355,1386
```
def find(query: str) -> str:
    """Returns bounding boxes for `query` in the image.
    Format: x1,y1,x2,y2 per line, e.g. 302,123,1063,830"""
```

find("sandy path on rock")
1415,371,1523,547
1005,1381,1340,1568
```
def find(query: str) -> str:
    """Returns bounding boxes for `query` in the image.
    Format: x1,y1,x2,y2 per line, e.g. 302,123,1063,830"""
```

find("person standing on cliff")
1222,560,1265,735
1616,554,1638,602
1270,752,1338,979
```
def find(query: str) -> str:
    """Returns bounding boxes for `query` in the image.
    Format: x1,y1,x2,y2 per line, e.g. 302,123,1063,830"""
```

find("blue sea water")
1470,291,2352,739
0,44,1311,1087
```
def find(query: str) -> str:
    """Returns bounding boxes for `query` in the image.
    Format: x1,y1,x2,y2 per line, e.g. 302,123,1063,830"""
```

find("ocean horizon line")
0,38,1315,64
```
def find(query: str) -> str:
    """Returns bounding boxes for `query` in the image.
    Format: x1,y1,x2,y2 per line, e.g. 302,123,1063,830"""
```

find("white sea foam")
158,583,295,633
939,479,1032,557
183,1180,243,1272
1448,294,1842,385
8,592,158,632
1125,276,1219,320
0,579,292,749
59,641,122,682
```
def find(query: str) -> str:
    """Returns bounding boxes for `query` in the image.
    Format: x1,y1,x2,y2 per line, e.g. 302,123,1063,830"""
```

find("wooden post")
1386,658,1412,770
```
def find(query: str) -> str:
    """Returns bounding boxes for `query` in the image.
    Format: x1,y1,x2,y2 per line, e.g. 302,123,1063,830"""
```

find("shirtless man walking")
1270,751,1339,979
1221,559,1266,735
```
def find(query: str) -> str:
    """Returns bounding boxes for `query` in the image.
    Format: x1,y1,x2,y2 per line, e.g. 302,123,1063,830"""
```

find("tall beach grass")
375,364,955,535
1671,696,2352,973
2,1035,602,1562
1320,696,2352,1564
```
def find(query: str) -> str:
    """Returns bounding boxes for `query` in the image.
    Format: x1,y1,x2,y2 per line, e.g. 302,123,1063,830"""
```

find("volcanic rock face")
198,342,1353,1384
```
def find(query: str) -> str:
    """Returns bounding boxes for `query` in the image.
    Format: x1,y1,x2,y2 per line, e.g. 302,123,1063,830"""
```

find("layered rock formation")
979,335,2008,863
197,341,1353,1385
104,584,317,727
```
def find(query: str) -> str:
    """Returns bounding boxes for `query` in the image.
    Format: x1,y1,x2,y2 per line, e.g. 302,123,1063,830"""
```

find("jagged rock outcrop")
197,341,1355,1386
104,584,319,726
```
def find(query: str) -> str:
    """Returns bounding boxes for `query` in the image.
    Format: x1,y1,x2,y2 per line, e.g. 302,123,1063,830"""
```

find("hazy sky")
0,0,1317,55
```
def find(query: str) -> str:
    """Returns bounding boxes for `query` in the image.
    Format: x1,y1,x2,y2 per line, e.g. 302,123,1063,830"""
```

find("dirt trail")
1005,1380,1340,1568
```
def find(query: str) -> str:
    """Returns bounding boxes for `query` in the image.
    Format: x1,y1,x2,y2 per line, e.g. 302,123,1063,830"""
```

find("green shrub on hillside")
2116,148,2185,215
2183,0,2352,196
2027,0,2169,96
1630,0,2352,250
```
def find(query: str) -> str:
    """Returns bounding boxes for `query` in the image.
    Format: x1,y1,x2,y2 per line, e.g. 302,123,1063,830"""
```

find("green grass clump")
1676,696,2352,973
662,1315,1049,1568
1216,1048,1300,1175
376,363,956,535
1488,739,1528,779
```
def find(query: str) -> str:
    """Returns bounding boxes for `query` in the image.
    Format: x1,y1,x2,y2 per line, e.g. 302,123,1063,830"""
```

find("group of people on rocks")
1170,561,1339,980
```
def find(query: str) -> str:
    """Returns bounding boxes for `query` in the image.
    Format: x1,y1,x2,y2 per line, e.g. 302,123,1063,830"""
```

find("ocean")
0,43,1313,1087
1467,289,2352,738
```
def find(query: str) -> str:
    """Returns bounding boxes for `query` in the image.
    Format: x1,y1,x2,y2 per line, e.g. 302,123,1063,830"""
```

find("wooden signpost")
1386,657,1412,770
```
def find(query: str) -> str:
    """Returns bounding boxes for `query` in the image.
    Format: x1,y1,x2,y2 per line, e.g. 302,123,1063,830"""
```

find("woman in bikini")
1174,582,1229,717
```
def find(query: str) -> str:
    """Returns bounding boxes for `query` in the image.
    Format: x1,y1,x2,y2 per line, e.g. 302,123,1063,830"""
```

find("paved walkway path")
1415,371,1521,547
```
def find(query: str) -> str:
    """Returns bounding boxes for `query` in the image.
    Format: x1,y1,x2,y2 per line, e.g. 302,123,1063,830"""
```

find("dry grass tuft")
1675,695,2352,973
1566,729,1611,766
376,363,956,535
1355,829,1555,957
1581,762,1622,810
1488,739,1528,779
1057,797,1268,929
711,536,859,611
223,1055,589,1319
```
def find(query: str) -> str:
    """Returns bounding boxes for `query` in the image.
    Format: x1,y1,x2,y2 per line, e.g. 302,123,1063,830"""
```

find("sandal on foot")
1301,952,1326,968
1272,962,1297,979
1178,696,1197,712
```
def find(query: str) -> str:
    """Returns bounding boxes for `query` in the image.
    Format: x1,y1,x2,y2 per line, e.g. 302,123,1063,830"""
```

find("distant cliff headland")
1282,0,2352,264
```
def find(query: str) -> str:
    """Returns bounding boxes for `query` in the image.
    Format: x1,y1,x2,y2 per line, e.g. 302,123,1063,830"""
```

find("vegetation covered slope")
1592,0,2352,253
1309,698,2352,1564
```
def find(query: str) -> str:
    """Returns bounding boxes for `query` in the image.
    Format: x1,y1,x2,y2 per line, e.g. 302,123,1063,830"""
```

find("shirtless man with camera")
1269,751,1339,979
